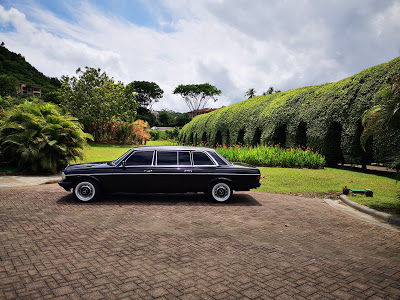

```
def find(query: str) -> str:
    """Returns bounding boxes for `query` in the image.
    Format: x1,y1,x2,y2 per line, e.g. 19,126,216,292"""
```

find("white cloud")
0,0,399,112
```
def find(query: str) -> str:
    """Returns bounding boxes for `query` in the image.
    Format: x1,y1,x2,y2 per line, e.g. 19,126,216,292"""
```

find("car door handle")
184,170,192,173
144,170,153,173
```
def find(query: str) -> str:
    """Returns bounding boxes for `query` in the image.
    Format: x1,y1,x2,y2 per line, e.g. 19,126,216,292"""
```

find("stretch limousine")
59,146,261,202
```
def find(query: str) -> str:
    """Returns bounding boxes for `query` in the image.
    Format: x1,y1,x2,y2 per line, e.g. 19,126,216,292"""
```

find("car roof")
132,146,215,151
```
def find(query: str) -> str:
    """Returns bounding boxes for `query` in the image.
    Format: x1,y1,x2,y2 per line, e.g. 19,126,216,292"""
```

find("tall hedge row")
179,57,400,165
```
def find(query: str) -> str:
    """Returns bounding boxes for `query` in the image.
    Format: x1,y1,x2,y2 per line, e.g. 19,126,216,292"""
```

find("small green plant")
0,99,93,173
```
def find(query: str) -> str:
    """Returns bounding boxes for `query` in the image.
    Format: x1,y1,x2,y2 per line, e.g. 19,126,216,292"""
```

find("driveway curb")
339,194,400,226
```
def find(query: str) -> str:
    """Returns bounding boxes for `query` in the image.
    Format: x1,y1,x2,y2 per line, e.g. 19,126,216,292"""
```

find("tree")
262,86,274,95
158,110,173,126
361,75,400,169
0,75,19,97
245,88,256,99
59,67,138,140
175,113,191,127
173,83,221,118
126,81,163,109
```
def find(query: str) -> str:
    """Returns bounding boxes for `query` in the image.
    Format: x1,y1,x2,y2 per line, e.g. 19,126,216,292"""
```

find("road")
1,184,399,299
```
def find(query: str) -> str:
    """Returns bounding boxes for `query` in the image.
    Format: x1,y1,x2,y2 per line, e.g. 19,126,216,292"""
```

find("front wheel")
210,182,232,202
73,179,101,202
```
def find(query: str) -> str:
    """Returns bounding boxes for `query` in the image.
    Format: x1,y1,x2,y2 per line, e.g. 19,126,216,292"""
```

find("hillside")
0,45,60,94
180,57,400,165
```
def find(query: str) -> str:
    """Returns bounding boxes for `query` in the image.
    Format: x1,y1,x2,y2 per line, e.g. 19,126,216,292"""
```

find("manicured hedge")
180,57,400,165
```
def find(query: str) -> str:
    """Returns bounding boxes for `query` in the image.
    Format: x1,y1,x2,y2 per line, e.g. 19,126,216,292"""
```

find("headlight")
61,172,66,180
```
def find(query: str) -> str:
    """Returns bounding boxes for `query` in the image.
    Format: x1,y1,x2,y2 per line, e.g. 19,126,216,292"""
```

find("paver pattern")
1,184,400,299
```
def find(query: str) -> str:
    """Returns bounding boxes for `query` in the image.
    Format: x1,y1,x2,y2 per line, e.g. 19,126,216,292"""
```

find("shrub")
150,130,160,141
165,127,180,140
180,57,400,166
0,100,93,173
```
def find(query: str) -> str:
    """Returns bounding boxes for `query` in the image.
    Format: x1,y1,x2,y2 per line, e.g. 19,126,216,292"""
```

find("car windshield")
112,148,134,166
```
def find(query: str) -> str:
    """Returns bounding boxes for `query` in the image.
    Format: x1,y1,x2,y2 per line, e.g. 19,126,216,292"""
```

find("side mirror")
121,160,126,167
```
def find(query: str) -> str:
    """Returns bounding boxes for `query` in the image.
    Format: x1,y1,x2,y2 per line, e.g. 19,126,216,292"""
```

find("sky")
0,0,399,112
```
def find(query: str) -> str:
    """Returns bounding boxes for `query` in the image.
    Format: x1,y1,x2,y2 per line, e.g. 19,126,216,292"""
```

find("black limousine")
59,146,261,202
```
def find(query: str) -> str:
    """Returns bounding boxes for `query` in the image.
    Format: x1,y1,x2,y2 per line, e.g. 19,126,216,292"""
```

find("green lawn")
76,143,399,216
258,167,399,216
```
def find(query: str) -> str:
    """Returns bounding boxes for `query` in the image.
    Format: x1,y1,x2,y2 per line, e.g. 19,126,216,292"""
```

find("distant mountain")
0,45,60,94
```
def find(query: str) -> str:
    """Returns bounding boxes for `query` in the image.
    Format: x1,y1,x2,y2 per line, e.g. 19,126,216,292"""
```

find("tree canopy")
173,83,221,118
126,81,163,109
59,67,138,140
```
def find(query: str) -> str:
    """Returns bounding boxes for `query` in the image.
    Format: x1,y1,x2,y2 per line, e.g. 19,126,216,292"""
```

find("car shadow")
57,192,262,207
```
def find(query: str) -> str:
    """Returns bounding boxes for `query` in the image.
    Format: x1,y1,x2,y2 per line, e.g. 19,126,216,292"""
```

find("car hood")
64,162,110,173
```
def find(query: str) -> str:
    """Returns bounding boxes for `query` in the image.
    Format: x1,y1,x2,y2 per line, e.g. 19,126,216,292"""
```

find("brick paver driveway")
1,184,400,299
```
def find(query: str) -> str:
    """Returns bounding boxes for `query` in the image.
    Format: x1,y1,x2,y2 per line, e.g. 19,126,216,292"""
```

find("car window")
178,152,191,165
207,151,228,165
157,151,178,165
126,151,154,166
192,151,215,165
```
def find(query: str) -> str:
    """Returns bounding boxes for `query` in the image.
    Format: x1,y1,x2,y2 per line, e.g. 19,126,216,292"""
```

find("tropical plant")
361,75,400,150
0,100,93,173
361,75,400,177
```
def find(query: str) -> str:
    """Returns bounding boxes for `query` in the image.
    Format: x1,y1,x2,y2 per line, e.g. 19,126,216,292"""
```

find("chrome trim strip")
65,173,258,176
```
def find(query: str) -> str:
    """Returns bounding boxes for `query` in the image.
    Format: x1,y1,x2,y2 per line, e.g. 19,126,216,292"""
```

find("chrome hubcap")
75,182,95,201
212,183,230,202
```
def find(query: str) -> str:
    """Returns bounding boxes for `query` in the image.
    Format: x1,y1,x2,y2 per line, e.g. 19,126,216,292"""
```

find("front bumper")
58,181,73,191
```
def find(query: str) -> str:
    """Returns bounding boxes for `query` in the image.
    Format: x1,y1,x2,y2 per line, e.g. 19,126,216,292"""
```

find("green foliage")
216,145,325,168
157,110,191,127
0,46,60,94
173,83,221,118
180,57,400,166
175,113,191,127
126,81,163,109
59,67,138,141
0,74,19,96
158,110,173,126
165,127,180,140
150,130,160,141
0,99,92,173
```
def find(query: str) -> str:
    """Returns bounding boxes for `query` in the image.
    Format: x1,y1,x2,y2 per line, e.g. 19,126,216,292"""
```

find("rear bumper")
235,182,261,191
58,181,73,191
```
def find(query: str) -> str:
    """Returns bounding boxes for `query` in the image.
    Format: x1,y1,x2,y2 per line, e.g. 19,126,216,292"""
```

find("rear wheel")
210,182,232,202
73,179,101,202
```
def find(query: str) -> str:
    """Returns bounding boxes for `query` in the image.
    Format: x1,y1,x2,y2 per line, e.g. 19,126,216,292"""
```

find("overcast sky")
0,0,399,112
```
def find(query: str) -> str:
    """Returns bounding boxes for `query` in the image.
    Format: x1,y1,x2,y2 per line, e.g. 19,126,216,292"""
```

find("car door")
153,150,194,192
112,150,155,192
191,151,217,191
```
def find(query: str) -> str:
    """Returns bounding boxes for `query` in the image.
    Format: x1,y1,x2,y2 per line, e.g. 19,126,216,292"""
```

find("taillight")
257,175,261,180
